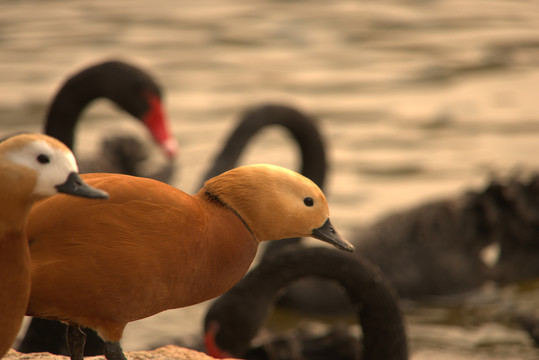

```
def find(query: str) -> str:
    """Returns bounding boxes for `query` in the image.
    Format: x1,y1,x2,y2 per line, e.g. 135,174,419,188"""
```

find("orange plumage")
0,134,107,358
27,173,257,341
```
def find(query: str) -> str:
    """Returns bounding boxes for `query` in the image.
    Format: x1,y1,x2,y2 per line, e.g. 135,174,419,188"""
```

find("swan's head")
0,134,109,201
202,164,353,251
97,60,178,159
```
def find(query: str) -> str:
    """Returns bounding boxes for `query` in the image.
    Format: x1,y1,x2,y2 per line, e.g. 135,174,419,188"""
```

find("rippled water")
2,0,539,358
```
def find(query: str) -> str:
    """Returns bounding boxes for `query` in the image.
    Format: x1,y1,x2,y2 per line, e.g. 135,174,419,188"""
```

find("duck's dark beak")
56,172,109,199
312,218,354,252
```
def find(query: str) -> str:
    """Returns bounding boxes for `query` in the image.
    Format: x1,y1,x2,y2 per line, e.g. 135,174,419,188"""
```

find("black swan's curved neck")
205,247,408,360
201,104,327,189
45,60,161,150
45,70,101,149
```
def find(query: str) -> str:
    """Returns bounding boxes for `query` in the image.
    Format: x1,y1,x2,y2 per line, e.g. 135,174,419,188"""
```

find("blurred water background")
2,0,539,358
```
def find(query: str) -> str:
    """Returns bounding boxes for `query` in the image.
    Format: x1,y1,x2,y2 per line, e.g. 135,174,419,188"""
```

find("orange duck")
25,164,353,360
0,133,108,358
19,102,328,356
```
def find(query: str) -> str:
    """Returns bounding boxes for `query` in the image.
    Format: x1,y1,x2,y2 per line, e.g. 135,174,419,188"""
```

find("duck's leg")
104,341,127,360
66,325,86,360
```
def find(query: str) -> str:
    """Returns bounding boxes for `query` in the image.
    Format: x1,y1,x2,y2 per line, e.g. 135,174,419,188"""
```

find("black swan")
275,174,539,317
203,247,408,360
201,103,327,188
17,59,177,356
44,59,177,162
41,59,177,181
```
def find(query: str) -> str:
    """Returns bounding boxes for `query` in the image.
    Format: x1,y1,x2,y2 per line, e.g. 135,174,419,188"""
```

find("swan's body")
0,134,107,357
274,176,539,318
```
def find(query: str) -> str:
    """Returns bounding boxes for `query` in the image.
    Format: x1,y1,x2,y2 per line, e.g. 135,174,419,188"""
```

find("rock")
5,345,239,360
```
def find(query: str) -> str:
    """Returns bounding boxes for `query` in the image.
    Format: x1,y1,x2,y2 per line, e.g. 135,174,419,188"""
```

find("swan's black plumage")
45,60,162,151
202,103,327,188
274,174,539,319
204,247,408,360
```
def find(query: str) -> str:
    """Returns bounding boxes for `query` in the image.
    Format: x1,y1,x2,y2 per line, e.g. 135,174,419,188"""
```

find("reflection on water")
2,0,539,358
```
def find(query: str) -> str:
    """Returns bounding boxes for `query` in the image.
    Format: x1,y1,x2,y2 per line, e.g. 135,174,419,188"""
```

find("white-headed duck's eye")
37,154,51,164
304,197,314,207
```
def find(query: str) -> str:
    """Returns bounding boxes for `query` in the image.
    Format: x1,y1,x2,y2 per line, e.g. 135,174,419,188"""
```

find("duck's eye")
304,197,314,207
37,154,50,164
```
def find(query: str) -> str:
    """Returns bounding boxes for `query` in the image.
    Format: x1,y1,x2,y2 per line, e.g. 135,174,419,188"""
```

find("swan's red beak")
143,92,178,159
204,321,233,359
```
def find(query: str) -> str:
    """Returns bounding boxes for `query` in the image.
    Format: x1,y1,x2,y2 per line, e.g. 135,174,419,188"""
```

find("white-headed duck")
0,133,108,358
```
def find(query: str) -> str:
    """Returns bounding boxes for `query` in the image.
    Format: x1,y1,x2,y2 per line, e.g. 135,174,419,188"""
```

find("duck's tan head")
202,164,353,252
0,133,109,201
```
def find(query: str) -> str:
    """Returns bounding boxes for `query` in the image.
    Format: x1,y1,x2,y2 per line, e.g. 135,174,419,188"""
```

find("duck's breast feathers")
202,164,330,242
